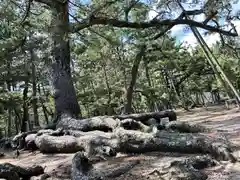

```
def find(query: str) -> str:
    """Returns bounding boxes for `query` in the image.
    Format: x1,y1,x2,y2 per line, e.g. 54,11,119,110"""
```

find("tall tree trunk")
144,59,155,111
102,63,112,115
21,75,30,132
13,108,21,134
37,85,49,125
30,48,40,126
41,84,54,118
6,56,12,137
51,2,81,122
7,86,12,137
124,45,146,114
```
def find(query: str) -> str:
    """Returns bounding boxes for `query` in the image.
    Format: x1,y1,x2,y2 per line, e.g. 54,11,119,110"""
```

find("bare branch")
184,9,204,16
124,0,140,22
153,25,173,39
20,0,33,25
203,11,218,24
153,13,185,40
70,13,238,37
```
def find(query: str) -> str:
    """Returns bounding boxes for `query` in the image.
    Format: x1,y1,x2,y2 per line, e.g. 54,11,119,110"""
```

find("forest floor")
1,105,240,180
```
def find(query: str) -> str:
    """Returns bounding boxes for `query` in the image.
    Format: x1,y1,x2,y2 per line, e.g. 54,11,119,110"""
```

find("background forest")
0,0,240,138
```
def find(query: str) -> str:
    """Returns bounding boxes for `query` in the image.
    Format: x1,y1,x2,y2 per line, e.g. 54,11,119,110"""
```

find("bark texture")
30,44,40,127
154,155,216,180
56,116,119,132
35,134,81,153
22,126,236,162
124,45,146,114
71,151,140,180
21,75,30,132
113,110,177,122
50,2,81,121
164,121,210,133
55,110,176,132
114,128,236,162
0,163,44,180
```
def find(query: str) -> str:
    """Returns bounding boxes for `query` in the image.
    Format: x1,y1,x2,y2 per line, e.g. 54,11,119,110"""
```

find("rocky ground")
0,105,240,180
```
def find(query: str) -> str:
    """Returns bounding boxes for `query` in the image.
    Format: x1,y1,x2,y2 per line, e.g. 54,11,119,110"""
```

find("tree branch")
70,16,238,37
34,0,53,6
20,0,33,25
184,9,204,16
203,11,218,24
153,12,185,40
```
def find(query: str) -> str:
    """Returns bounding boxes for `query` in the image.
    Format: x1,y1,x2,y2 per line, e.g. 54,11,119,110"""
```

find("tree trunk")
102,63,112,115
40,84,54,118
37,84,49,124
6,55,12,137
13,108,20,134
144,59,155,111
50,2,81,121
30,47,40,127
124,45,146,114
7,84,12,137
21,75,30,132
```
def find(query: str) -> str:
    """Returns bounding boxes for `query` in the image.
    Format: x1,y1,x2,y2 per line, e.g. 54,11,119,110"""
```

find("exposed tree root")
55,110,176,132
114,128,237,162
35,134,82,153
8,110,239,179
113,110,177,122
120,118,153,132
150,155,216,180
12,131,38,149
164,121,210,133
56,116,119,132
71,151,140,180
10,109,236,164
0,152,4,158
34,133,116,157
29,126,236,162
0,163,44,180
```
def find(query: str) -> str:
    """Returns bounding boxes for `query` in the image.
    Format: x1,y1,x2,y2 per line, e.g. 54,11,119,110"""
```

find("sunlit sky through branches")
69,0,240,49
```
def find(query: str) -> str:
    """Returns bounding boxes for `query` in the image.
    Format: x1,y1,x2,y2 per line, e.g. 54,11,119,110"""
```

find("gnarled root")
0,163,44,180
71,151,140,180
114,128,237,162
154,155,216,180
